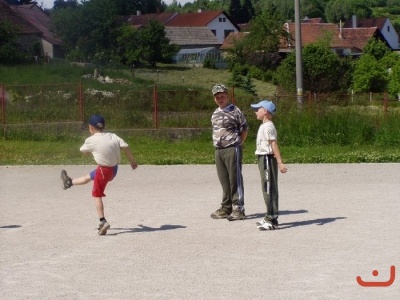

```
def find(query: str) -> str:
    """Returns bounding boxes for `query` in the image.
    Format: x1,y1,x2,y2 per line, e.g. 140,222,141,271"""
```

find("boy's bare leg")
95,197,110,235
94,197,105,219
72,174,91,185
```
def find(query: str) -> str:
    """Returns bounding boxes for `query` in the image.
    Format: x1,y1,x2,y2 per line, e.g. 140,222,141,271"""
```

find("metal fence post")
1,83,5,138
1,83,5,126
153,84,159,129
231,86,235,105
79,81,84,122
384,91,388,117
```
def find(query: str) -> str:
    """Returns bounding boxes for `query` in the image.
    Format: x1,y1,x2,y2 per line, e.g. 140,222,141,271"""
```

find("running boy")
61,114,138,235
250,100,287,230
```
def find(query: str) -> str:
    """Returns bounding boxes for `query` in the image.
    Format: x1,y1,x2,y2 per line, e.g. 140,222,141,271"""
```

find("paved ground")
1,164,399,299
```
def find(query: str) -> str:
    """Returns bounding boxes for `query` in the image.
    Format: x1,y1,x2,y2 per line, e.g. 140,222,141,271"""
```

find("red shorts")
91,166,117,197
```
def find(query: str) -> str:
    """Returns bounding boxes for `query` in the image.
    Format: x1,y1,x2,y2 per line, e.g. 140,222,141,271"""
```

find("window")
211,30,216,36
387,26,390,32
224,30,234,38
219,17,226,22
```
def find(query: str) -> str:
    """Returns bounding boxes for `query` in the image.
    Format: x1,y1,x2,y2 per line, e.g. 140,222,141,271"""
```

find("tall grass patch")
270,102,400,147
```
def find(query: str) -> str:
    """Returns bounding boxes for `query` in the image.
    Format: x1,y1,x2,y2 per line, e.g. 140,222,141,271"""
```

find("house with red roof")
222,16,399,58
128,10,240,45
0,0,63,59
128,10,239,65
343,16,399,50
280,22,379,56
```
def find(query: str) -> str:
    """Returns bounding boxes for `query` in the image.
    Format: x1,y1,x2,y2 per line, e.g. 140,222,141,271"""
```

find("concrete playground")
0,164,399,299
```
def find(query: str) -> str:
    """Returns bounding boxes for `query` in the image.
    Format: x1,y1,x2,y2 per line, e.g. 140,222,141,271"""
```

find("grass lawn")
2,138,400,165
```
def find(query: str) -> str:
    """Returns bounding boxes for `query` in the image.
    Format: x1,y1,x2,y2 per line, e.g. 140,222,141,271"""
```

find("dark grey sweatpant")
257,154,279,221
214,145,244,211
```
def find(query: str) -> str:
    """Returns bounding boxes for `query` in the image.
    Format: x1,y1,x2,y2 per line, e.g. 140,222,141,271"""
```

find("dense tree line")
2,0,400,96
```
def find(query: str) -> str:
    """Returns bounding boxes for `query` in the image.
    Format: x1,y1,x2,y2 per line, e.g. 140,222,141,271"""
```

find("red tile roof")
220,32,248,50
343,17,387,30
11,4,62,45
281,22,377,51
166,10,227,27
128,12,177,28
340,27,378,50
0,0,41,35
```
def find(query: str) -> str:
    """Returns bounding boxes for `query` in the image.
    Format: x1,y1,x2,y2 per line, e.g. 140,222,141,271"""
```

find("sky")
39,0,194,9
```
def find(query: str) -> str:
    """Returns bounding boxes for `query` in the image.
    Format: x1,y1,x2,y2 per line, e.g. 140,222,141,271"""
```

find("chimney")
198,9,202,13
352,15,357,28
339,20,342,39
137,10,141,16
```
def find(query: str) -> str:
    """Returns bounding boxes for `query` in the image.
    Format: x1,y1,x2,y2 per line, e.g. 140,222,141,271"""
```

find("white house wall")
382,19,399,50
207,13,238,44
42,39,54,58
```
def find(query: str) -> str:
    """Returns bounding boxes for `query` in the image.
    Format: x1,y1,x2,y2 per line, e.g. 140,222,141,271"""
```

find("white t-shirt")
255,121,277,155
80,132,128,166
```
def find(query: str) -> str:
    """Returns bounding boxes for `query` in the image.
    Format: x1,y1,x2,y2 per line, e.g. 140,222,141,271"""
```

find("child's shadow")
107,224,186,236
279,217,346,229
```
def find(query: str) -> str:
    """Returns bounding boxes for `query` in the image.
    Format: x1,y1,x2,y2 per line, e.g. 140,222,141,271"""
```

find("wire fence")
1,82,397,139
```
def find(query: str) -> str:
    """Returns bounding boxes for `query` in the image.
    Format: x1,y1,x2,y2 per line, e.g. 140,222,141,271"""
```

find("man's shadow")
246,210,346,229
246,209,309,220
107,224,186,236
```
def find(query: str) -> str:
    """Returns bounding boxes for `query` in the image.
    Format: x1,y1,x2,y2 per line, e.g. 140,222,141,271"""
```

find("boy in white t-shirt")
250,100,287,230
61,114,138,235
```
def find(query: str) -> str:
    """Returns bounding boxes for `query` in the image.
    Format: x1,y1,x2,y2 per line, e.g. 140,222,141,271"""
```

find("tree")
352,54,387,92
51,7,83,56
301,0,329,20
228,10,286,70
115,24,141,65
325,0,373,23
362,38,391,61
275,42,352,93
137,20,178,66
0,20,23,64
301,43,345,92
352,38,395,93
52,0,118,62
387,62,400,99
240,0,256,24
53,0,79,10
228,0,242,24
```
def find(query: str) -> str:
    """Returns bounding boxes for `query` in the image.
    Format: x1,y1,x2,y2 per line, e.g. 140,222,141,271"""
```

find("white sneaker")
257,219,277,230
256,218,265,226
98,221,110,235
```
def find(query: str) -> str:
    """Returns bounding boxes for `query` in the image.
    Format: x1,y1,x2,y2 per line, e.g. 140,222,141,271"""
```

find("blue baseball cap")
250,100,277,115
89,114,105,129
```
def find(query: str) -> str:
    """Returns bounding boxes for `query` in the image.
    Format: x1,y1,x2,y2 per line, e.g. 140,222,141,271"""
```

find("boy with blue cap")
60,114,138,235
250,100,287,230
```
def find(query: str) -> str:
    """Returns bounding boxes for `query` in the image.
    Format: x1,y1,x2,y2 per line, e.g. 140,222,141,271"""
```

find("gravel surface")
1,164,399,299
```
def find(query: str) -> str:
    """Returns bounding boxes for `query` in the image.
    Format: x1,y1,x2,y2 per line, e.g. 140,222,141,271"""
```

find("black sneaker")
61,170,72,190
98,221,110,235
